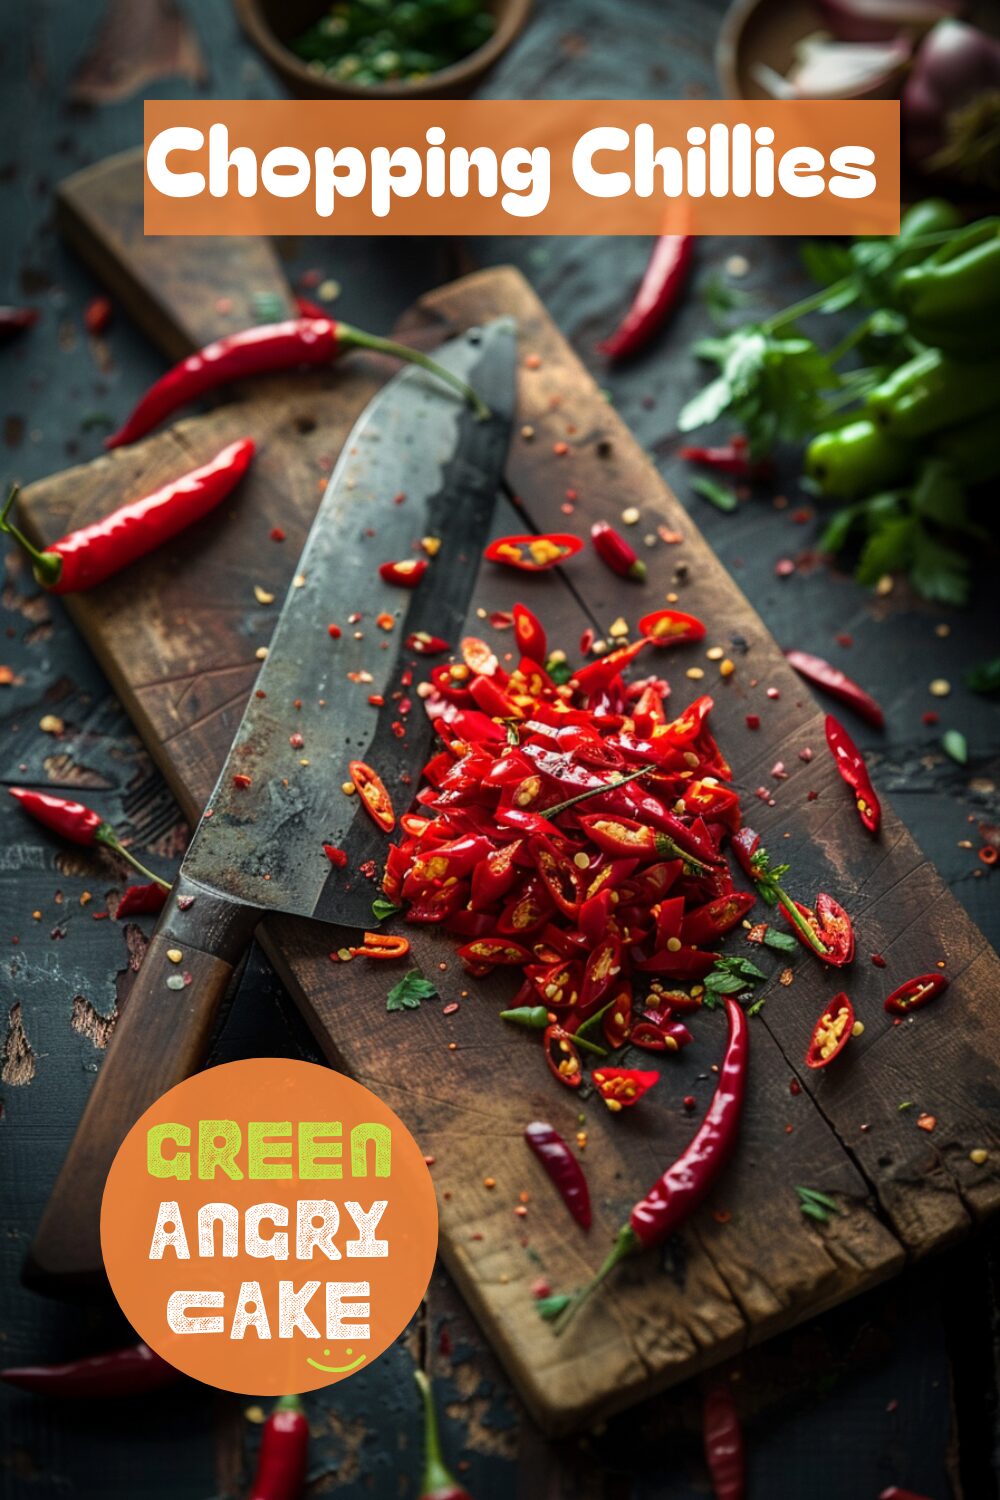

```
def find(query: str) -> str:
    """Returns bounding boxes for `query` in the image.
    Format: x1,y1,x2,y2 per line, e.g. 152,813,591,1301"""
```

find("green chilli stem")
94,825,171,890
414,1368,462,1498
551,1223,640,1336
0,486,61,587
767,880,828,957
544,764,655,818
339,325,490,421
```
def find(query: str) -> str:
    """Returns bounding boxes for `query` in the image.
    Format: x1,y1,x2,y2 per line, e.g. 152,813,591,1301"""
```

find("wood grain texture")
15,164,1000,1431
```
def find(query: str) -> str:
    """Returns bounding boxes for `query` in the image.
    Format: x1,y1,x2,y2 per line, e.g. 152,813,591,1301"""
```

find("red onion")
819,0,962,45
754,34,911,99
903,19,1000,186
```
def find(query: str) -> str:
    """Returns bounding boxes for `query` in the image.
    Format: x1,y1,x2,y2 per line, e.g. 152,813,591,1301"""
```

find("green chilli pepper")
866,348,1000,439
805,418,912,500
894,217,1000,357
499,1005,551,1030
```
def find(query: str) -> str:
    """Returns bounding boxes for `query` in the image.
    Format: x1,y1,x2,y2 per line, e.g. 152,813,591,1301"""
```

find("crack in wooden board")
18,180,1000,1430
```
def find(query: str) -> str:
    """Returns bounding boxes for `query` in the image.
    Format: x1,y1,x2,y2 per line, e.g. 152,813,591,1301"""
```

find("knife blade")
25,319,517,1293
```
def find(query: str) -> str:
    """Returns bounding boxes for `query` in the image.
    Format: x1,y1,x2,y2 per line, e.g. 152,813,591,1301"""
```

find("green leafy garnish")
703,955,767,1007
386,972,437,1012
966,658,1000,695
372,896,402,923
691,475,738,513
796,1185,841,1224
942,729,968,765
536,1293,572,1322
762,928,798,953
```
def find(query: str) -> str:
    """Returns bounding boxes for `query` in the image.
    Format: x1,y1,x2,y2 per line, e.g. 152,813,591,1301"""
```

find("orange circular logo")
101,1058,437,1394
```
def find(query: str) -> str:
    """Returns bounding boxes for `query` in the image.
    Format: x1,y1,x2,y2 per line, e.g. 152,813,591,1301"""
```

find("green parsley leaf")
372,897,402,922
942,729,968,765
386,972,437,1013
691,475,738,513
762,928,798,953
703,973,746,996
855,516,916,587
714,955,767,983
909,527,971,608
546,657,574,686
966,658,1000,695
796,1185,841,1213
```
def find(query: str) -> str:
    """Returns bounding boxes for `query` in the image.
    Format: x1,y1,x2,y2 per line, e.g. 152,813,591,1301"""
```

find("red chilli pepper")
884,973,949,1015
591,521,647,582
9,787,170,890
380,558,427,589
1,1341,178,1398
592,1066,659,1111
555,997,747,1330
513,602,548,664
879,1490,934,1500
348,760,396,833
784,650,885,730
598,234,694,361
825,715,881,835
524,1120,592,1230
544,1024,584,1089
115,882,169,918
484,533,583,572
346,932,410,960
703,1386,746,1500
805,993,856,1068
681,435,773,482
248,1394,309,1500
639,608,707,647
780,892,855,967
414,1369,472,1500
0,305,39,342
406,632,451,655
1,438,255,593
457,936,534,968
104,319,488,448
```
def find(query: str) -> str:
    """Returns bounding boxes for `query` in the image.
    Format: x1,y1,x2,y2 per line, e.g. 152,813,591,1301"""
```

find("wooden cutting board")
17,152,1000,1435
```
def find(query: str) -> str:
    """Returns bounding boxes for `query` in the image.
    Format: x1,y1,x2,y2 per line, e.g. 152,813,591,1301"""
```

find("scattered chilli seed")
929,679,951,698
970,1149,989,1165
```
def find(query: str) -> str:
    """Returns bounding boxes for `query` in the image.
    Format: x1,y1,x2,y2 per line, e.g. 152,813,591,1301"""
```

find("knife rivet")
166,948,183,964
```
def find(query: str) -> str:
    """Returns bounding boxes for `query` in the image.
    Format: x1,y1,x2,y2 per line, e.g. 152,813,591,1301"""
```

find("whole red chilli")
1,1341,178,1398
703,1386,745,1500
249,1394,309,1500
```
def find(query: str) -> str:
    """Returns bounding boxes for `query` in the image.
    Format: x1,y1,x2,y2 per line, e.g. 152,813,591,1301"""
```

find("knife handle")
23,877,258,1297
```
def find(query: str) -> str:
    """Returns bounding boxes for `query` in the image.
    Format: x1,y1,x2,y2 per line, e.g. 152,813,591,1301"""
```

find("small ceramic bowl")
235,0,532,100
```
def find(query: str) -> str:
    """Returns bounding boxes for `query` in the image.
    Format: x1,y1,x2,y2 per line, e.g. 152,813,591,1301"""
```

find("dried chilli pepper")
598,234,694,361
682,434,772,483
884,973,949,1015
524,1120,592,1229
1,1341,178,1398
592,1066,659,1111
348,760,395,832
1,438,254,593
380,558,427,588
248,1394,309,1500
784,650,885,730
484,533,583,572
702,1386,745,1500
414,1369,472,1500
591,520,647,582
554,997,747,1330
639,607,706,647
9,787,170,889
805,993,856,1068
825,714,881,835
105,318,488,448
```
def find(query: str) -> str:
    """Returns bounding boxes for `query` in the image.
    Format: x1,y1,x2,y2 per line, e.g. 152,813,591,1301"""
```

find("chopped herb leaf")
536,1293,572,1322
372,896,402,922
966,658,1000,695
762,928,798,953
386,971,437,1012
942,729,968,765
691,475,738,513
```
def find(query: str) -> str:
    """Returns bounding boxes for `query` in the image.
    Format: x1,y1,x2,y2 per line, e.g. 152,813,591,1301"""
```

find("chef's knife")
25,320,516,1294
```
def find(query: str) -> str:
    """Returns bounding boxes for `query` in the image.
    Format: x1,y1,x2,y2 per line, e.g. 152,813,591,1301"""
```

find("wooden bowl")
234,0,532,100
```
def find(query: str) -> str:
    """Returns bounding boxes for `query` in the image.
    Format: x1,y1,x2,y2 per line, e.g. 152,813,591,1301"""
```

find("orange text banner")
144,99,900,237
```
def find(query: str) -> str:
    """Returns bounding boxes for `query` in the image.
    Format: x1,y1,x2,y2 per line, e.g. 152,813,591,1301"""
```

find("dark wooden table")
1,2,998,1496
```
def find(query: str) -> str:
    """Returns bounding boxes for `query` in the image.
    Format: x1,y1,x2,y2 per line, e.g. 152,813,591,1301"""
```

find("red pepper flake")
871,952,886,968
525,353,542,369
745,713,760,730
442,1001,460,1015
916,1113,937,1132
391,721,405,738
324,845,347,867
84,295,113,335
394,491,406,505
658,525,683,544
766,687,781,700
289,732,304,749
799,747,813,762
531,1276,552,1299
791,506,812,524
806,789,819,801
771,761,788,780
835,633,853,648
328,624,342,639
790,1078,801,1095
580,628,595,655
553,441,569,456
921,710,940,726
368,694,384,707
683,1095,696,1111
746,923,768,945
489,610,514,631
270,527,285,542
775,558,795,578
232,773,252,789
980,846,998,867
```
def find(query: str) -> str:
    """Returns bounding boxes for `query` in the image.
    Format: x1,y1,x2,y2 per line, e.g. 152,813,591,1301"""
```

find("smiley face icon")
306,1346,367,1375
